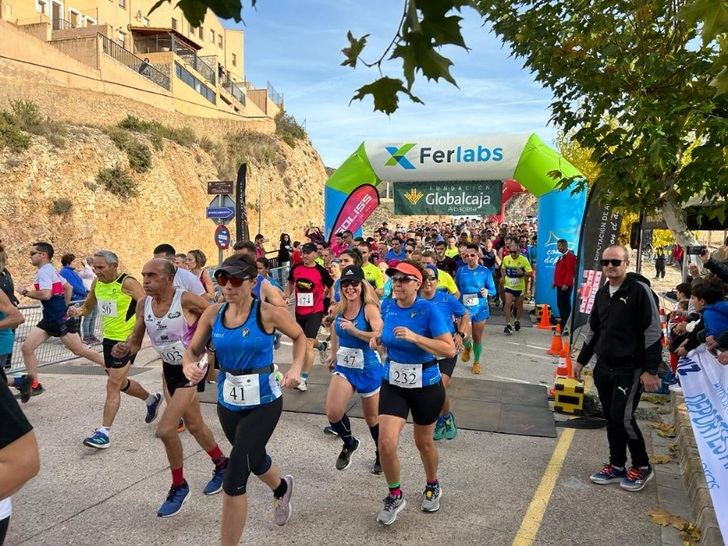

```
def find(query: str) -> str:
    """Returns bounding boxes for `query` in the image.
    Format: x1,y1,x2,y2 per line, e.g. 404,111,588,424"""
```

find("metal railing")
175,61,216,103
99,33,171,90
221,74,246,106
133,33,216,85
51,17,74,30
267,80,284,106
6,301,103,375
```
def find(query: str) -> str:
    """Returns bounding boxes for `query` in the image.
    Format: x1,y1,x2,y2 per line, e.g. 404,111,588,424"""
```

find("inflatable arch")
323,134,588,311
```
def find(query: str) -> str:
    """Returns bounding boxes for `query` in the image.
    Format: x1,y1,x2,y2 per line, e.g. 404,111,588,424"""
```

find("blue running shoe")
620,465,654,492
145,393,162,424
203,460,227,495
590,463,627,485
433,416,446,441
444,413,458,440
157,482,190,517
83,429,110,449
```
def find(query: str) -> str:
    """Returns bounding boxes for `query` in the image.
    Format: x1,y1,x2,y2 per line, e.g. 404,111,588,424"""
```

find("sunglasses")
340,279,361,288
405,249,413,253
426,275,437,282
391,275,417,284
467,253,479,258
600,259,624,267
216,274,252,287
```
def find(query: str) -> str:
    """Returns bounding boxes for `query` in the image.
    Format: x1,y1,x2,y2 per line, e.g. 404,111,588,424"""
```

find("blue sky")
227,1,556,168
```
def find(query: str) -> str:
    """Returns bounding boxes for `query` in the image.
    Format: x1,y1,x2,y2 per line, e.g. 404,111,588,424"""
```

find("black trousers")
556,286,572,332
593,364,649,468
655,259,666,278
0,517,8,545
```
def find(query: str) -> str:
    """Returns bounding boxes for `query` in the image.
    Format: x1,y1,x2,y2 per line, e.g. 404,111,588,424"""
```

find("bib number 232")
389,362,422,389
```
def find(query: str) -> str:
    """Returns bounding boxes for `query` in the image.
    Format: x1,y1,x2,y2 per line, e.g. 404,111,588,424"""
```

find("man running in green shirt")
500,243,533,335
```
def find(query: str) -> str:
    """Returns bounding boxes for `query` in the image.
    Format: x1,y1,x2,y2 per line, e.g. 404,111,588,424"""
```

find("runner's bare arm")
70,280,97,317
0,291,23,329
261,278,288,307
261,301,305,384
117,298,147,356
121,276,146,302
182,303,219,383
180,291,211,322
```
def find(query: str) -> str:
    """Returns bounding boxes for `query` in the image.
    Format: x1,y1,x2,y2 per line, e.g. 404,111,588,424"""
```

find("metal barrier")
6,301,103,376
99,33,171,90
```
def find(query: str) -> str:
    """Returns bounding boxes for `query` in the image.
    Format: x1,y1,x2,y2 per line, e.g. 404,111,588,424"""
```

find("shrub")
106,127,131,150
49,198,72,216
96,166,138,199
126,140,152,172
198,136,216,154
118,115,196,148
46,132,66,149
0,117,31,152
274,111,306,148
9,100,42,131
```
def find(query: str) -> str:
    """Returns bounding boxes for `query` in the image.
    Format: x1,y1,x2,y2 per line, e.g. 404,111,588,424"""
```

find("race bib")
337,347,364,369
507,277,520,287
463,293,479,307
223,373,261,407
297,292,314,307
388,361,423,389
98,299,118,318
155,340,186,365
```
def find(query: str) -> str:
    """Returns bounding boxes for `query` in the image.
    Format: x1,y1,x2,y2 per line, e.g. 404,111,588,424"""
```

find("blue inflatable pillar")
534,185,587,314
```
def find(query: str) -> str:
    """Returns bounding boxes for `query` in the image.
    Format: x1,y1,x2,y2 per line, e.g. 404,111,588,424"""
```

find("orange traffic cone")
536,304,552,330
555,343,573,378
547,325,563,355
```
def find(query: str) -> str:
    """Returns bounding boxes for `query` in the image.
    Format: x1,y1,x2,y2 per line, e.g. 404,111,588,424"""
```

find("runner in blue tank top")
455,243,496,375
371,261,455,526
421,264,471,442
183,255,306,544
324,265,383,473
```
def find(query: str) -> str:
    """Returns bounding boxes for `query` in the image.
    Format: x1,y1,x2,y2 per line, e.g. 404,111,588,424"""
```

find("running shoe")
433,417,446,441
145,393,162,423
83,429,110,449
177,419,185,433
514,319,521,332
203,459,228,495
18,375,32,403
296,380,307,392
472,362,481,375
504,324,513,336
620,465,654,492
157,482,190,517
323,425,338,436
589,463,627,485
273,475,294,526
421,483,442,512
32,383,45,397
444,413,457,440
371,453,383,475
461,345,471,362
274,332,282,350
318,341,328,365
377,493,406,525
336,437,360,471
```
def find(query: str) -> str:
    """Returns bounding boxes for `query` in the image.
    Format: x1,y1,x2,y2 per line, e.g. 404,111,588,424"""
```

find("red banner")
329,184,380,240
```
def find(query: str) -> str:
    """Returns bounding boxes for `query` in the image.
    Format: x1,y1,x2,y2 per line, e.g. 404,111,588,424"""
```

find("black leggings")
0,517,8,545
217,397,282,496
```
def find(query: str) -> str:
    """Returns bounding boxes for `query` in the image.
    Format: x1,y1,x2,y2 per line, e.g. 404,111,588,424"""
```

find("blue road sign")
206,207,235,220
215,225,231,249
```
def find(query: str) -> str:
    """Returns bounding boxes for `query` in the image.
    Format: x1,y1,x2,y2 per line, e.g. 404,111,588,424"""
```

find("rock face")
0,125,326,284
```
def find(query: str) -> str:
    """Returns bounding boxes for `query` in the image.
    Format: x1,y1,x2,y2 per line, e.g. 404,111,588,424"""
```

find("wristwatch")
455,331,465,339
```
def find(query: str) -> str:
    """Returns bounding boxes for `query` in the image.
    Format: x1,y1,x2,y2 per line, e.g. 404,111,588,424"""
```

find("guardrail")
221,75,246,106
99,33,171,90
267,80,284,106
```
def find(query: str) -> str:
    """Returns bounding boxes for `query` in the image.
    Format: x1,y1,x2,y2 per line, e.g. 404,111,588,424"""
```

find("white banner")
364,134,529,182
678,345,728,542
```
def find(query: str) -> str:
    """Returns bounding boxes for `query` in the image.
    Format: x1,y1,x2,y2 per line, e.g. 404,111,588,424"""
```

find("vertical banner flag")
329,184,380,239
678,346,728,543
569,183,622,344
235,163,250,243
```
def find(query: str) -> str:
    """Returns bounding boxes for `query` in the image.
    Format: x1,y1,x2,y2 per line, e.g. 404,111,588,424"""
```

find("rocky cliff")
0,120,326,284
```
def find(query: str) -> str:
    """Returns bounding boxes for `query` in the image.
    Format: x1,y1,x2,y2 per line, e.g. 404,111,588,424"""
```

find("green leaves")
680,0,728,95
341,31,369,68
148,0,243,26
350,77,423,115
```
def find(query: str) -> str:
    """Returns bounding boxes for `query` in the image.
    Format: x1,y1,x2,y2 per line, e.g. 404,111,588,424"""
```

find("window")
189,26,195,36
86,16,96,26
209,29,215,43
118,0,125,8
218,35,222,48
231,53,237,67
171,17,177,30
35,0,48,15
69,8,80,27
198,26,203,39
117,30,126,49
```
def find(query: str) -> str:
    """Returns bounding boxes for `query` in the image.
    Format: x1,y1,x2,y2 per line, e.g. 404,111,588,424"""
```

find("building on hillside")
0,0,283,119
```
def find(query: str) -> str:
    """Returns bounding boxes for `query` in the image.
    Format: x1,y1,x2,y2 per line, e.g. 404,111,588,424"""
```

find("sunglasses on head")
391,275,417,283
340,279,361,288
600,259,623,267
216,273,252,287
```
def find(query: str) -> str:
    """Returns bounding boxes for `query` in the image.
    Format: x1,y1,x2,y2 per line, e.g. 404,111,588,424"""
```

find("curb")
672,391,724,545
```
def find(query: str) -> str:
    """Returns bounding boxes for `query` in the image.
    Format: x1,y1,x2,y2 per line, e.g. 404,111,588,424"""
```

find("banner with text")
393,180,502,216
678,346,728,543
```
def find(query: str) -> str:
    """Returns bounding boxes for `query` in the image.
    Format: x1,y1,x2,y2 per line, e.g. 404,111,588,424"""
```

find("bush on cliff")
118,116,196,149
96,166,139,199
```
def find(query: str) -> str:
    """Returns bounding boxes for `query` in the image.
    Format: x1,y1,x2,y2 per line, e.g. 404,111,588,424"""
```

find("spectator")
291,241,302,265
697,247,728,282
173,253,188,270
138,57,151,76
254,234,267,260
186,250,216,302
654,247,666,279
232,240,255,257
78,256,99,344
553,239,577,332
59,254,88,302
277,233,293,268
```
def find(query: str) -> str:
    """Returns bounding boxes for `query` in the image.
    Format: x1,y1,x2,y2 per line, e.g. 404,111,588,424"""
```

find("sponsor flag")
235,163,250,243
569,183,622,344
328,184,380,241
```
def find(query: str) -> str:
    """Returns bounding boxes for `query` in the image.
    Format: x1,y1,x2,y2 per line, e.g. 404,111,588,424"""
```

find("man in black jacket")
575,245,661,492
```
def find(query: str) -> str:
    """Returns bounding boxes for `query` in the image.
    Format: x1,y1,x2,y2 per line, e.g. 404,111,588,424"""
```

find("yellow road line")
512,376,591,546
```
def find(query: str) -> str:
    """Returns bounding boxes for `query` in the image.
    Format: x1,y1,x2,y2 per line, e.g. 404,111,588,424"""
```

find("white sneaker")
296,380,307,392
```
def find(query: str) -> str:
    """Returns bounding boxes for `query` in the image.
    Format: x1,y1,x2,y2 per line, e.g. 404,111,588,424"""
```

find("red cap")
386,262,422,283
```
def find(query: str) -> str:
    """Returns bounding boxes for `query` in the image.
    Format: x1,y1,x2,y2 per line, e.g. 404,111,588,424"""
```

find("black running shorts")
378,380,445,426
295,312,323,339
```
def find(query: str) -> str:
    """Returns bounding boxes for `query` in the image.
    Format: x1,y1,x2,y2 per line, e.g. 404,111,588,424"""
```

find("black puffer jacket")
577,272,662,373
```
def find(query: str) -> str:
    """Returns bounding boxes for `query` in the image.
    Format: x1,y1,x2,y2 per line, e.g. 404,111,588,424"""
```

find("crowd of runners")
6,216,674,546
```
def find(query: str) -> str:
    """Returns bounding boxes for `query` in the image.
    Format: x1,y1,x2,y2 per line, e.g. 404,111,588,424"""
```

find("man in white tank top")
112,259,229,518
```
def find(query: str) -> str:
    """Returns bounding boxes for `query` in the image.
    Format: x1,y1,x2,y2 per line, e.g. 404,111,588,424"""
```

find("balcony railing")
99,33,171,90
220,73,246,106
51,17,74,30
267,80,283,106
133,33,216,86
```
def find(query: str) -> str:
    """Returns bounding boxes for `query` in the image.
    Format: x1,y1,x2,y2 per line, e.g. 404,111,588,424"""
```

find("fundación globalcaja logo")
385,142,504,170
403,186,493,208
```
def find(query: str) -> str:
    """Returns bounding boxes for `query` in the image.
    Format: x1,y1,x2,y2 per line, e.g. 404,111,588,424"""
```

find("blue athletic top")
0,310,13,355
334,305,381,370
332,278,341,303
380,297,450,386
423,290,467,334
455,265,496,319
252,274,283,300
213,301,281,410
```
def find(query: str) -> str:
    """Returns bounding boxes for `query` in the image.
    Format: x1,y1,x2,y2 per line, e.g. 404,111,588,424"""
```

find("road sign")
207,195,236,225
208,181,234,195
214,225,231,249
